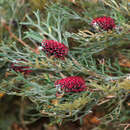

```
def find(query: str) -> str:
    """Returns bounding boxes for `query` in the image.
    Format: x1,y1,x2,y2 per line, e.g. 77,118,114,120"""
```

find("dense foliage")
0,0,130,130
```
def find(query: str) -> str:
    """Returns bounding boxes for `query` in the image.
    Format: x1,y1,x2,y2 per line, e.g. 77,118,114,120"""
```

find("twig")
120,124,130,130
124,124,130,130
1,18,39,54
71,56,104,79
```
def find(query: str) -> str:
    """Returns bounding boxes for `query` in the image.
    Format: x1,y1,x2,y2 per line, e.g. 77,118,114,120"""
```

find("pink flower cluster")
91,16,115,31
55,76,86,93
41,40,68,60
11,59,32,75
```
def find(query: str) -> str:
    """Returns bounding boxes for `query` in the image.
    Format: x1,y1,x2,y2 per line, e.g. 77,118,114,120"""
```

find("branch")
1,18,39,54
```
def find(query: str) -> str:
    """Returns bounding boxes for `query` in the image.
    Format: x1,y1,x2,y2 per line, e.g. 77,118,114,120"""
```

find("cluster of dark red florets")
91,16,116,31
41,40,68,60
55,76,86,94
10,59,32,75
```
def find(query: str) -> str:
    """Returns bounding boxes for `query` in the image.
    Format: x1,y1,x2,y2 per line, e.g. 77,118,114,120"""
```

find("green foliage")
0,0,130,129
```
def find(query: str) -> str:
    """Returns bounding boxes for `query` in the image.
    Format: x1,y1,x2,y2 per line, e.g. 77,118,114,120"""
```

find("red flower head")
10,59,32,75
91,16,116,31
55,76,86,95
40,40,68,59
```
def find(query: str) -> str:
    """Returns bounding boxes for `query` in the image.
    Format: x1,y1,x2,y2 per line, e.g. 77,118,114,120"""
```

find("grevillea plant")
91,16,116,31
0,0,129,129
55,76,86,95
40,40,69,59
10,59,32,75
